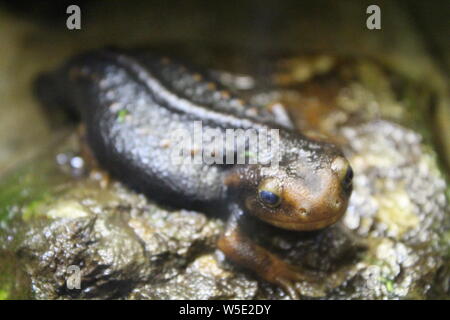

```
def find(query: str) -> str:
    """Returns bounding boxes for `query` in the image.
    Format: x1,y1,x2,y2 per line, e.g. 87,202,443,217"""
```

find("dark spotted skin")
34,48,353,298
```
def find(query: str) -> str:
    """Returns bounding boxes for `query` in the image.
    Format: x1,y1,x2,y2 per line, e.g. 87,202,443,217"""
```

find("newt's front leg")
217,206,313,299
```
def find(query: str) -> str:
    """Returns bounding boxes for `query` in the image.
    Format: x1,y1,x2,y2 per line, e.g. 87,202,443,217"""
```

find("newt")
34,48,353,298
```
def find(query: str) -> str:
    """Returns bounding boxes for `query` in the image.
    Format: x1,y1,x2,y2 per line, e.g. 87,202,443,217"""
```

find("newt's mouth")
261,209,345,231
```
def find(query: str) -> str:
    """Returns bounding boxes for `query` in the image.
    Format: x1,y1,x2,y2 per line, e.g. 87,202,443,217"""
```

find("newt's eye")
258,178,282,208
331,156,353,194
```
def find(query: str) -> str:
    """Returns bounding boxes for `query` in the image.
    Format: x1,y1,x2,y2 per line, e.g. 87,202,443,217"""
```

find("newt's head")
226,139,353,231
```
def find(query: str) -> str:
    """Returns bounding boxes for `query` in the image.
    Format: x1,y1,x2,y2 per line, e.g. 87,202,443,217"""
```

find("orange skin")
219,151,352,299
